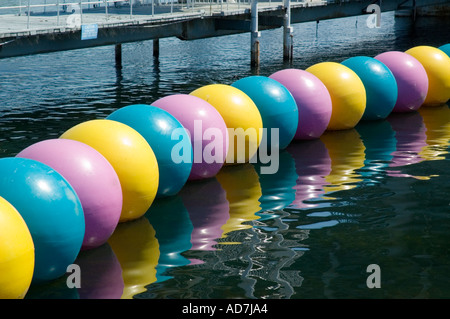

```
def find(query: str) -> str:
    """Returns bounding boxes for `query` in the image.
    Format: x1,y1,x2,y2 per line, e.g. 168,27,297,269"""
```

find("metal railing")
0,0,327,34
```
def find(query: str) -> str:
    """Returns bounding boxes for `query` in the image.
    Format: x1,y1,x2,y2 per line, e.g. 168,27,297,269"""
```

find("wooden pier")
1,0,449,65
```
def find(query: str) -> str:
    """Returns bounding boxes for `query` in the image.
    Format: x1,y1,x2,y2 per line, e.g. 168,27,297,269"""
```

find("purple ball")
375,51,428,112
269,68,332,140
17,139,123,250
152,94,229,180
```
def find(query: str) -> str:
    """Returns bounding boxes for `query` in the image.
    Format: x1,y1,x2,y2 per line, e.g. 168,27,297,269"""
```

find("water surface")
0,11,449,299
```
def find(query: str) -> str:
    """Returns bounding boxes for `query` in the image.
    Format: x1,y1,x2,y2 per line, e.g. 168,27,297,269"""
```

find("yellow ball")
405,45,450,106
61,119,159,223
0,196,34,299
306,62,366,131
190,84,263,164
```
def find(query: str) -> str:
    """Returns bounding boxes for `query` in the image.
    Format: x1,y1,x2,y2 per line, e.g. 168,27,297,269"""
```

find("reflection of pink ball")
269,69,332,140
375,51,428,112
17,139,123,250
152,94,229,180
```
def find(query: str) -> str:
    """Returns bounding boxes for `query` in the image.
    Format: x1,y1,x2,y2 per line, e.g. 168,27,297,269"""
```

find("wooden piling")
153,39,160,58
115,43,122,69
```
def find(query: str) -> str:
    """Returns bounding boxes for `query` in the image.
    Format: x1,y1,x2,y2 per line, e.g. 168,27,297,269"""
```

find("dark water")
1,12,450,299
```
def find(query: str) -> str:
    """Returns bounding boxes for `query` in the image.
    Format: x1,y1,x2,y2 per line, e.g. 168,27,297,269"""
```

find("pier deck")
1,0,449,60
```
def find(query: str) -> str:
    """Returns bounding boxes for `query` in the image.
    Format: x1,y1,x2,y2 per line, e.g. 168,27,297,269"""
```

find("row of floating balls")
1,44,450,298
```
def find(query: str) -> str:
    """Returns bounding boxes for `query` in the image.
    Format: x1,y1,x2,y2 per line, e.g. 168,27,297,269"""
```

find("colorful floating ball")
405,45,450,106
60,119,159,223
439,43,450,58
151,94,228,180
269,68,332,140
0,157,84,283
306,62,366,130
190,84,263,164
375,51,428,112
107,104,192,196
341,56,398,120
16,139,123,250
231,75,298,149
0,196,34,299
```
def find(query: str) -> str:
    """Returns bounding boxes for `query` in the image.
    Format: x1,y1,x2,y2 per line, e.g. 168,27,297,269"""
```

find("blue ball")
439,43,450,58
231,76,299,150
341,56,398,121
0,157,85,283
107,104,193,197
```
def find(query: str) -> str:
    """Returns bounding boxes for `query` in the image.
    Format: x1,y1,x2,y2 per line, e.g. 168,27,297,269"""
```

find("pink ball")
375,51,428,112
152,94,229,180
17,139,123,250
269,68,332,140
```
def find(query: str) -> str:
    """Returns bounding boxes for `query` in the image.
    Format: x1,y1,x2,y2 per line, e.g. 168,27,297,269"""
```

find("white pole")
283,0,293,61
250,0,260,67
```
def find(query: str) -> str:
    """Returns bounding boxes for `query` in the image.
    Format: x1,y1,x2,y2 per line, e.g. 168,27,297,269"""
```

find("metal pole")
57,0,60,25
283,0,293,62
250,0,260,67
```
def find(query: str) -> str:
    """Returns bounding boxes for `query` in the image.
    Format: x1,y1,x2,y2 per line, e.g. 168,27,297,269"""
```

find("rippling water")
1,10,450,299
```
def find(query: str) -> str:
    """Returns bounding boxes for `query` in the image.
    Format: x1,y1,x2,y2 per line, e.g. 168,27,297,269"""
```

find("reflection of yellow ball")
406,46,450,106
320,129,365,193
306,62,366,131
0,196,34,299
61,119,159,222
190,84,263,164
108,217,159,299
216,164,262,237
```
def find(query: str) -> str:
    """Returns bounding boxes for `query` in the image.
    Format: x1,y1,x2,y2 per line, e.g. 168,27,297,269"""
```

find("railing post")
283,0,293,62
130,0,133,19
27,0,30,29
105,0,109,21
250,0,260,67
57,0,60,25
79,0,83,25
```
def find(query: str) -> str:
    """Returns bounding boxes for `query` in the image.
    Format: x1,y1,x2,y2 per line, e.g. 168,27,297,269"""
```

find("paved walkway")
0,2,286,38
